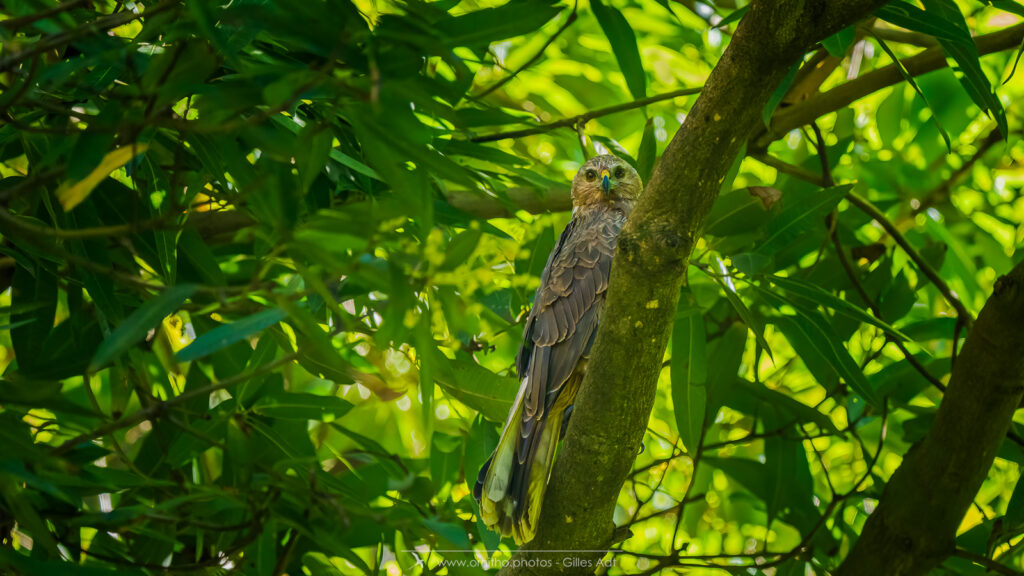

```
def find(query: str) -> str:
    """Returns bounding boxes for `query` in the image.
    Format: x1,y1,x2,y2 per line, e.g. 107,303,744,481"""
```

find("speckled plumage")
475,155,643,544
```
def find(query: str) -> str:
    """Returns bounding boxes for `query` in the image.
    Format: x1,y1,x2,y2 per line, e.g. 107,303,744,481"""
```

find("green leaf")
176,308,287,362
591,0,647,100
10,265,57,369
921,0,1008,139
756,184,852,256
434,352,518,422
702,456,769,500
303,552,346,576
900,317,956,341
715,5,749,28
822,25,856,57
763,408,817,532
872,34,952,151
56,144,149,211
712,271,772,359
876,2,965,41
763,61,799,128
278,300,356,383
769,275,911,342
705,189,772,238
636,117,656,184
731,379,840,434
420,517,471,550
298,125,332,195
671,295,707,453
442,227,483,271
704,323,749,429
252,392,354,420
272,116,382,181
430,431,462,487
89,285,197,371
435,0,563,47
1006,475,1024,529
923,216,982,305
177,227,225,286
771,311,881,407
991,0,1024,18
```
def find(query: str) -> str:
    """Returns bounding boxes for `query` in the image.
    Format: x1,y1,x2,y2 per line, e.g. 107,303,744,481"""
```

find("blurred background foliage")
0,0,1023,574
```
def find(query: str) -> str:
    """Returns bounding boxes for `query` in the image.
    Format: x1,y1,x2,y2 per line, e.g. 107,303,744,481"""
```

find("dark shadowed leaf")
756,184,852,256
671,295,707,453
253,392,354,420
89,285,197,371
591,0,647,100
434,351,518,422
177,308,287,362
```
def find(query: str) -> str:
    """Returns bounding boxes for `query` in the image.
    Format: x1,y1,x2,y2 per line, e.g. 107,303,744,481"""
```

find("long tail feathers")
475,383,566,545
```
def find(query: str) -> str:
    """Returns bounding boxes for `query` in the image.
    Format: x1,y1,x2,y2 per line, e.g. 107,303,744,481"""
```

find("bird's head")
570,154,643,208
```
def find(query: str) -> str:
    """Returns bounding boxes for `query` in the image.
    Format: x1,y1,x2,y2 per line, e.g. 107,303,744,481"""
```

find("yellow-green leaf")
56,144,149,211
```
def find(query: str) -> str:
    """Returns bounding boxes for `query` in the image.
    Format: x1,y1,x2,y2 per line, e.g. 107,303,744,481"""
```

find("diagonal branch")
757,22,1024,146
836,260,1024,576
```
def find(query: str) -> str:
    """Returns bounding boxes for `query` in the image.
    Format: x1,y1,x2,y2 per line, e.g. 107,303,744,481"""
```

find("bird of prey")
474,154,643,544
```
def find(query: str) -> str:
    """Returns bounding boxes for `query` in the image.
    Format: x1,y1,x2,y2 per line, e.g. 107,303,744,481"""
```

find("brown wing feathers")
507,212,619,522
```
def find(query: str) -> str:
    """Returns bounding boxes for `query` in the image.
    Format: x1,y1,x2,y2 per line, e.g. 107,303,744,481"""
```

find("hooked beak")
600,169,611,194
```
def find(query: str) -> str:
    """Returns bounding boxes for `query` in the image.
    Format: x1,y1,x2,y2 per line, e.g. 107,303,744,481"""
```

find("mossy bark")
836,261,1024,576
497,1,888,574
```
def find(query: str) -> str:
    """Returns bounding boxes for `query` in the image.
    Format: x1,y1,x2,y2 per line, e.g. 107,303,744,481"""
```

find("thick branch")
496,1,888,574
837,260,1024,576
757,22,1024,145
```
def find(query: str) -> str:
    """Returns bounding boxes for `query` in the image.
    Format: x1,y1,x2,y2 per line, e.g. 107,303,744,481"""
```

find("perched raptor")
474,154,643,544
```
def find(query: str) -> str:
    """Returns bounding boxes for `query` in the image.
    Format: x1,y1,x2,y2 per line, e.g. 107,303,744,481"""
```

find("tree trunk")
837,260,1024,576
497,1,889,574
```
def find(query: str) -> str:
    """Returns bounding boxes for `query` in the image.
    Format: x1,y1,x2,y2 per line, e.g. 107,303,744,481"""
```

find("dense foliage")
0,0,1022,574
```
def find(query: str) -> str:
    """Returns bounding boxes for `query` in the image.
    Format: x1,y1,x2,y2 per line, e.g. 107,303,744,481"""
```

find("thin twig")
472,3,577,99
954,549,1024,576
52,352,299,456
470,86,702,142
847,191,974,329
0,0,91,31
749,153,975,329
0,1,179,74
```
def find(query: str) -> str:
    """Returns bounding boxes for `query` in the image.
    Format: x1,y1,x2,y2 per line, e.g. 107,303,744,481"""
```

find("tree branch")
757,22,1024,146
469,86,701,143
846,191,974,328
0,1,179,74
836,260,1024,576
471,4,578,99
496,1,889,573
751,153,975,328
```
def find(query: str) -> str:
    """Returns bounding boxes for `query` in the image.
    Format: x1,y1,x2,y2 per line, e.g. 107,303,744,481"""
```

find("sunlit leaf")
56,144,149,211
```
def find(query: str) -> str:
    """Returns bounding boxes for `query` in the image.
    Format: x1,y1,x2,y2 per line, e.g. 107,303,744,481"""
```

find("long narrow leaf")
769,275,911,342
591,0,647,100
176,308,287,362
872,34,952,151
671,299,707,453
90,284,197,371
756,184,852,256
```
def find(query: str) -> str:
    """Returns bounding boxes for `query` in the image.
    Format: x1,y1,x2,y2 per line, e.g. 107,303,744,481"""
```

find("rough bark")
837,260,1024,576
759,22,1024,145
496,1,888,574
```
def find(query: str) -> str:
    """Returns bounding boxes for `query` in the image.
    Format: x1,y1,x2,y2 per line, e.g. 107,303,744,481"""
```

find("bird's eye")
585,169,597,181
614,167,626,179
